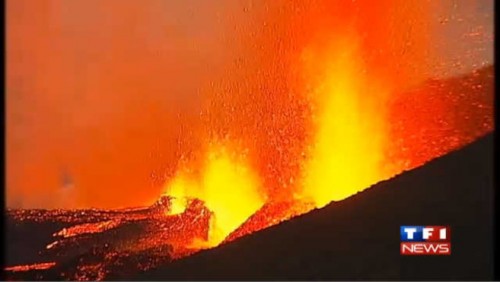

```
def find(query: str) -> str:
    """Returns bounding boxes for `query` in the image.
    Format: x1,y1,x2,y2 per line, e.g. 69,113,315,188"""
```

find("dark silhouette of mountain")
138,132,494,280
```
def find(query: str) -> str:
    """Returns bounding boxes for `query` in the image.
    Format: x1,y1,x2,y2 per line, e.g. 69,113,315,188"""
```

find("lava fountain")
298,33,393,207
163,141,266,247
160,0,439,246
159,0,493,250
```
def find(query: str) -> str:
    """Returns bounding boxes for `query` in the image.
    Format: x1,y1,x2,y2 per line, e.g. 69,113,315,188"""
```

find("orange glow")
163,142,266,246
286,0,431,208
5,262,56,272
298,34,392,207
162,177,193,216
7,0,494,262
154,0,490,250
5,0,243,209
165,197,188,216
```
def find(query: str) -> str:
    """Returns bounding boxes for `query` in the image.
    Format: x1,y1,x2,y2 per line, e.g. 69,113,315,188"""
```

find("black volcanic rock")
138,132,494,280
4,196,212,280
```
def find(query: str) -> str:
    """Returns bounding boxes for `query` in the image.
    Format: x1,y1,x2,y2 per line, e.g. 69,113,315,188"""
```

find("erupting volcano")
6,0,493,280
154,0,492,249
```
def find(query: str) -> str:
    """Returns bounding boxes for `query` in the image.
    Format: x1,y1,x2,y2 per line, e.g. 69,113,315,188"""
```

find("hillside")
138,132,494,280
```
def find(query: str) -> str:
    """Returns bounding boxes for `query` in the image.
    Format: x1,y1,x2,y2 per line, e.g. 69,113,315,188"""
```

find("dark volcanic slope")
139,133,494,281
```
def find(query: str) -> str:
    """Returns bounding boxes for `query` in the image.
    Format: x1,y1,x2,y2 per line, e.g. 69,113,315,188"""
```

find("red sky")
6,0,248,208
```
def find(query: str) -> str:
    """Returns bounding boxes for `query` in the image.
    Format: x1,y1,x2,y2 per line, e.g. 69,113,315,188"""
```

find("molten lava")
154,0,493,253
298,33,393,207
162,142,266,247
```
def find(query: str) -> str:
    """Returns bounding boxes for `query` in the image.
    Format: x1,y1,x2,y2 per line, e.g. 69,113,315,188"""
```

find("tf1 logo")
400,226,451,255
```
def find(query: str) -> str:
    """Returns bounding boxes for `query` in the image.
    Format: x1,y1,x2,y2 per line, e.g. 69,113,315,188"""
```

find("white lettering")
404,227,417,239
423,227,434,239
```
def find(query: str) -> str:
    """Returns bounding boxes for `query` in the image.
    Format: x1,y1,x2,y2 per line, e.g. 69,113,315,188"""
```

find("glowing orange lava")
297,33,393,207
157,0,492,251
162,142,266,247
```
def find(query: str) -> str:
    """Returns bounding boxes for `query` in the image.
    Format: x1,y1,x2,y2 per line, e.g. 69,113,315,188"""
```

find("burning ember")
5,262,57,272
5,0,493,280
